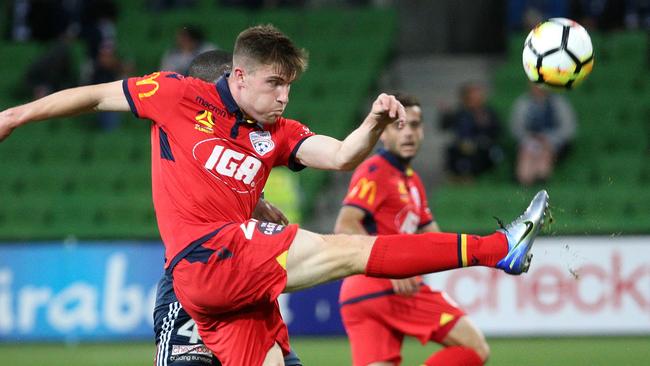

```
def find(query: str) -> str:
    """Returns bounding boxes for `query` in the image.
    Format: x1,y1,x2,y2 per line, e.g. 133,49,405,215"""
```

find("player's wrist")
361,114,386,134
3,107,26,129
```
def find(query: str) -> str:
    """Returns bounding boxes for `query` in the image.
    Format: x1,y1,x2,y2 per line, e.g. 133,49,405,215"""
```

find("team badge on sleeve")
257,221,285,235
249,131,275,156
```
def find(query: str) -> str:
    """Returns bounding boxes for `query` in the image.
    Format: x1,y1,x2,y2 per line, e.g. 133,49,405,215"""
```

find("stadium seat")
0,5,397,239
440,31,650,234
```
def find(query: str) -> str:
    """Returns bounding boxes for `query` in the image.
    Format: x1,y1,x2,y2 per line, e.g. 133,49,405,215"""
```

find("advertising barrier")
0,242,162,341
423,236,650,336
0,236,648,341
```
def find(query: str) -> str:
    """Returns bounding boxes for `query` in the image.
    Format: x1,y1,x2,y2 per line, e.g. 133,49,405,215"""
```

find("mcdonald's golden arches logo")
135,72,161,99
347,177,377,205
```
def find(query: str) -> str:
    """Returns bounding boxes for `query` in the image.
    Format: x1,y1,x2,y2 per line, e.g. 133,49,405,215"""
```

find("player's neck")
395,155,412,167
227,76,243,108
225,75,258,123
379,148,412,170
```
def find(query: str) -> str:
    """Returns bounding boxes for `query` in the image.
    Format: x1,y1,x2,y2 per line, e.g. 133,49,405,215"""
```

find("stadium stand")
0,3,397,239
435,31,650,235
1,2,645,238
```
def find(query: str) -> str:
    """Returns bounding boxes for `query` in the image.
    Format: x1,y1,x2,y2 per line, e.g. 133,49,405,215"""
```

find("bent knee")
444,317,490,362
459,333,489,362
473,340,490,362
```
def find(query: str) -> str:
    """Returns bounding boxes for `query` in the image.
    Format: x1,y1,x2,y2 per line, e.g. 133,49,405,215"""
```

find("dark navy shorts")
153,273,302,366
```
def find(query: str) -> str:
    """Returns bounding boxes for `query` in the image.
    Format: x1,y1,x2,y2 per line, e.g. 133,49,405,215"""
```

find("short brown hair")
393,92,421,108
233,24,308,80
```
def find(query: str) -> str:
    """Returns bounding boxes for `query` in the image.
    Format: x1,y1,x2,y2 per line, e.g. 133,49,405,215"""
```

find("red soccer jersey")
123,72,314,268
339,149,434,304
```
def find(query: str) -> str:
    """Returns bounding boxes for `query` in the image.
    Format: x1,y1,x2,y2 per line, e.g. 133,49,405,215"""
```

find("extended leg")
285,191,549,292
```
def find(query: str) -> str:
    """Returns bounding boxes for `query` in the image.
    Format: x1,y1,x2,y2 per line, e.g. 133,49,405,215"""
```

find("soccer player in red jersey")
0,25,548,366
152,49,304,366
335,93,488,366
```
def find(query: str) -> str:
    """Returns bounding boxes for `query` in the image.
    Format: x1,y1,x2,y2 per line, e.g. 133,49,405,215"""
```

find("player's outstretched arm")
0,80,129,142
294,93,405,171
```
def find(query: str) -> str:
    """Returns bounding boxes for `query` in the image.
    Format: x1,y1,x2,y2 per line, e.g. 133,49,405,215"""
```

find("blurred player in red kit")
0,25,548,366
336,93,488,366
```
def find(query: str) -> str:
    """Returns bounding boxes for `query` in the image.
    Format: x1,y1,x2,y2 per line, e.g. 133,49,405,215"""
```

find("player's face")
235,63,292,124
381,105,423,159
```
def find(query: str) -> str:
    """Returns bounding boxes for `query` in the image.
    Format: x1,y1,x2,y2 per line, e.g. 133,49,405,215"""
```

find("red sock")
423,346,483,366
365,232,507,278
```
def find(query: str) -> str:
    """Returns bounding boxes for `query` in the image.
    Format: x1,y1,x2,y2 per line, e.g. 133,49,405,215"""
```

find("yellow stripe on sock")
461,234,468,267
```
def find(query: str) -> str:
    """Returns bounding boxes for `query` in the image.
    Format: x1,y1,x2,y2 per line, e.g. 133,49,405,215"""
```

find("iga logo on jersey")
249,131,275,156
194,138,263,190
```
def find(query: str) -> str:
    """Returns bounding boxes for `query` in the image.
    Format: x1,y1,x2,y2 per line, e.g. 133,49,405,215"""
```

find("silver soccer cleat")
495,190,550,275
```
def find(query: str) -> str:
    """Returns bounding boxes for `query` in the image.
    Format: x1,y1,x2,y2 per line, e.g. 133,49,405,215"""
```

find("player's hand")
252,199,289,225
0,108,19,142
390,277,420,297
369,93,406,129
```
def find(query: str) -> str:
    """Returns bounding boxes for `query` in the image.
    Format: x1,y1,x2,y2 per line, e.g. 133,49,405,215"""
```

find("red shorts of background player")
172,219,299,366
340,286,466,366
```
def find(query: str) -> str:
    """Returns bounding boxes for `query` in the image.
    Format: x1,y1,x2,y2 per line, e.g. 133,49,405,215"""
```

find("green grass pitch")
1,336,649,365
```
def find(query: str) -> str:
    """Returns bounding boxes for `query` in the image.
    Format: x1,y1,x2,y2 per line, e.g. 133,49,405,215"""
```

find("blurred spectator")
160,25,218,75
507,0,569,30
146,0,198,11
569,0,626,30
79,0,119,62
9,1,80,98
7,0,30,41
220,0,305,8
21,36,78,99
90,42,134,131
510,84,577,186
624,0,650,29
6,0,77,42
441,82,504,181
26,1,72,41
79,0,133,131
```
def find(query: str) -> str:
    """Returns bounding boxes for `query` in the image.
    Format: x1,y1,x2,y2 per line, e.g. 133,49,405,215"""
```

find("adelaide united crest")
249,131,275,156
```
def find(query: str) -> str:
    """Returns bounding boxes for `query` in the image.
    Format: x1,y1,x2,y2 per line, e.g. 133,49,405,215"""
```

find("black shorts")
153,273,302,366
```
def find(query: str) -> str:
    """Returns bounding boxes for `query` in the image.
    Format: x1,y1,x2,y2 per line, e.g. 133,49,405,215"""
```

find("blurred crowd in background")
1,0,648,186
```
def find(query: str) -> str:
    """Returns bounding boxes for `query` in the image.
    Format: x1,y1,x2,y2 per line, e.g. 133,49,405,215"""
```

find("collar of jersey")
216,73,263,137
377,148,413,176
216,73,240,115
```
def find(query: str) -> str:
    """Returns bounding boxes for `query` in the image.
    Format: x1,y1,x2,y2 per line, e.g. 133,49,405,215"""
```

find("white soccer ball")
522,18,594,90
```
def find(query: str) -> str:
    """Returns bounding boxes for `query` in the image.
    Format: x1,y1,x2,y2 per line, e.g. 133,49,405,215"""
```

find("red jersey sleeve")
274,118,316,171
122,71,188,125
342,162,387,215
413,175,434,229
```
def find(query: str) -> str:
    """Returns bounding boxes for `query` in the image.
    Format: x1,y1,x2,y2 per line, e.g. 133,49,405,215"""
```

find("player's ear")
379,130,388,144
232,66,246,85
